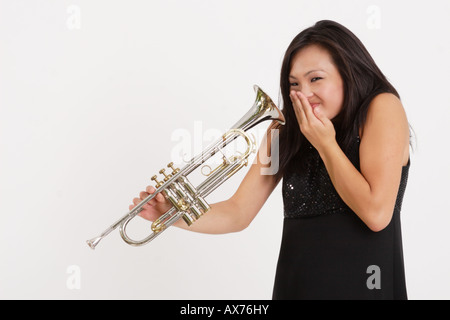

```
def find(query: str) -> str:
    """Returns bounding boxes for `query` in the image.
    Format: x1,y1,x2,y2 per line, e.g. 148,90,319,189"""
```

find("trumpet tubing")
86,85,285,249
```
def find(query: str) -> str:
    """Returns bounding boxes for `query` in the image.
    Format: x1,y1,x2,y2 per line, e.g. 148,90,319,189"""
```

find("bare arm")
319,93,410,231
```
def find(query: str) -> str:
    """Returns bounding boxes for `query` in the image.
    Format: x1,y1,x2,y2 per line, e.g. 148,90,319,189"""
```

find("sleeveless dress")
272,136,410,300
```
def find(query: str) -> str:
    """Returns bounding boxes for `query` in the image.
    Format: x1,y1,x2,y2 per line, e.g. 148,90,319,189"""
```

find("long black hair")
273,20,400,182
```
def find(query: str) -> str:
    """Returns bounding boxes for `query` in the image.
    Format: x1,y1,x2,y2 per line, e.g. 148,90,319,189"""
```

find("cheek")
319,85,344,118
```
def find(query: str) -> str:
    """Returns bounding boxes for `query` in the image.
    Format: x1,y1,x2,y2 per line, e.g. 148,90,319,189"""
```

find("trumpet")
86,85,285,249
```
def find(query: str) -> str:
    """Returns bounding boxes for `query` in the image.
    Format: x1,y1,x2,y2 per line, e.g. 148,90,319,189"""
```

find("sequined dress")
272,136,409,300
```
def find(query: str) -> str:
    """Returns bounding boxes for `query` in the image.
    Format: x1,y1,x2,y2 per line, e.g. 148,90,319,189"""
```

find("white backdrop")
1,0,449,300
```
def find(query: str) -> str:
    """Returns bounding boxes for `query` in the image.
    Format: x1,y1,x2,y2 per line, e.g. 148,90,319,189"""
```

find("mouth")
310,103,320,109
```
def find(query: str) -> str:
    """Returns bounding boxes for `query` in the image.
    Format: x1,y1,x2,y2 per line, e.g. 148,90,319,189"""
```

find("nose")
300,86,314,98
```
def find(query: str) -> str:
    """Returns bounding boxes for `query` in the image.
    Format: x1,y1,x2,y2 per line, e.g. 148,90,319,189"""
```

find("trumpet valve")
159,168,172,182
182,212,194,226
151,175,164,188
167,162,180,175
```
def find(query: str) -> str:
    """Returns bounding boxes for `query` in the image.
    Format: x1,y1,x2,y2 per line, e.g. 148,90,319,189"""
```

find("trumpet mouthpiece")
86,236,102,250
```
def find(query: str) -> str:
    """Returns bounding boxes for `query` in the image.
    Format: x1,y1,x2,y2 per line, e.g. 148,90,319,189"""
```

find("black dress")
272,137,409,300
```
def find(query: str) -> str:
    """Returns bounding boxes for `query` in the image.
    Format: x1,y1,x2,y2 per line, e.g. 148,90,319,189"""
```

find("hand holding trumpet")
130,186,172,222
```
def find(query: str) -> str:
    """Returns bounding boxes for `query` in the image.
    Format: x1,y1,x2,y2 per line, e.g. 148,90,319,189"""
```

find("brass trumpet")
86,85,285,249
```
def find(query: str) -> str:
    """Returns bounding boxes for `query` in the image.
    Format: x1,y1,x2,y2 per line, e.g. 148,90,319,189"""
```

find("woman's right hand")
129,186,173,222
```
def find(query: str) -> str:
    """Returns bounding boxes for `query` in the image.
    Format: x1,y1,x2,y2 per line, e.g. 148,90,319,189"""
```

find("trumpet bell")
231,85,285,131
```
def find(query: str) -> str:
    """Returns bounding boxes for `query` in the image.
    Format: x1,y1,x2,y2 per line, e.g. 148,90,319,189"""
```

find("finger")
143,186,159,206
145,185,165,204
313,106,330,125
132,198,151,212
296,91,316,122
290,90,306,125
139,191,149,200
155,192,165,202
139,191,153,208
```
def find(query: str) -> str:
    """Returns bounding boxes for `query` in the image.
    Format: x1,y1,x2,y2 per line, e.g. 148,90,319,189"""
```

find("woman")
131,20,411,300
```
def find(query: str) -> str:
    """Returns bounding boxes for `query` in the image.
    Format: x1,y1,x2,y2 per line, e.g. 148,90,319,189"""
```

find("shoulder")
359,92,410,166
369,92,403,111
360,92,407,139
368,92,405,121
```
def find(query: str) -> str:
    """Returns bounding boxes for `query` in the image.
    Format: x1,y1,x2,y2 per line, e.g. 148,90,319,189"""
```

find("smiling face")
288,44,345,120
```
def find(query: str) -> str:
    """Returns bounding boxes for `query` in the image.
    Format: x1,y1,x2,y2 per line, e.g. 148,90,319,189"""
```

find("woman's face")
289,44,344,120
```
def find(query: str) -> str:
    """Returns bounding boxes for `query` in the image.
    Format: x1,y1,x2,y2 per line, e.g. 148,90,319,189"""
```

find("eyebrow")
289,69,325,79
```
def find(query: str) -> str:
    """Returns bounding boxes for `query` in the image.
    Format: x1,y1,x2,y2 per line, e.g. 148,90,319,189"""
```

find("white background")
1,0,449,299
